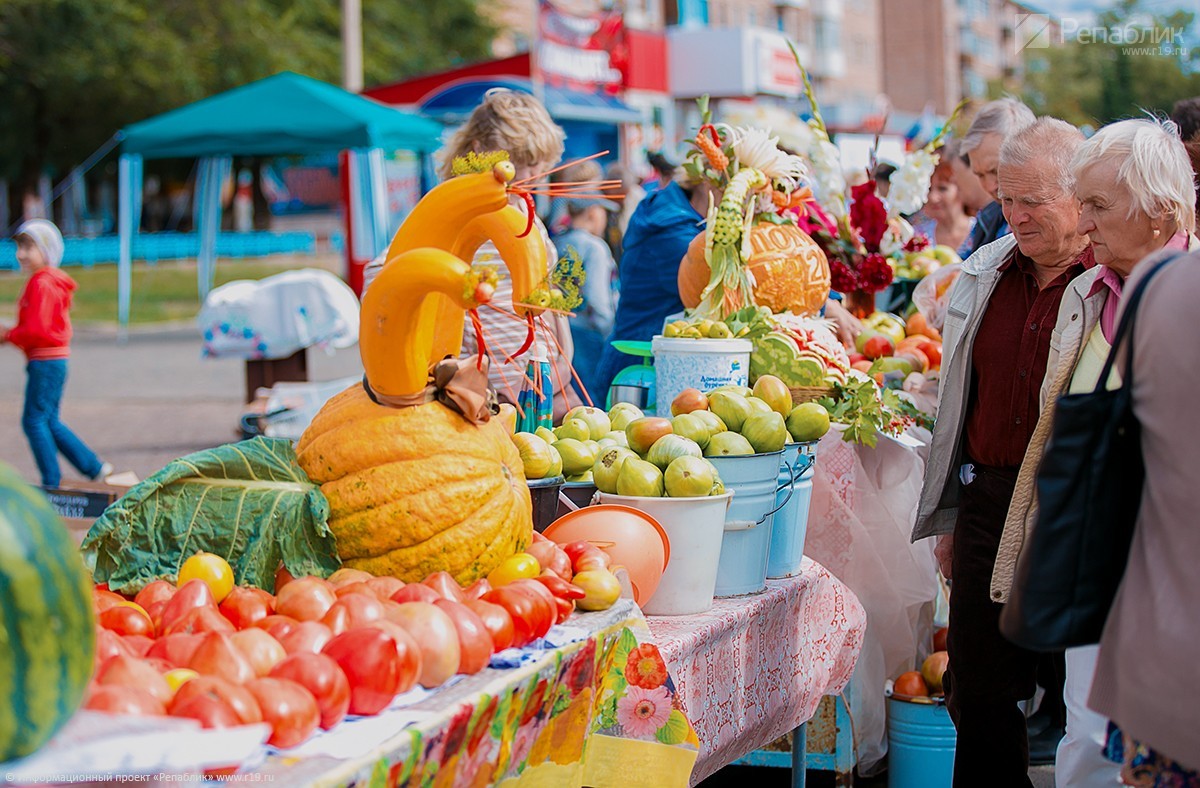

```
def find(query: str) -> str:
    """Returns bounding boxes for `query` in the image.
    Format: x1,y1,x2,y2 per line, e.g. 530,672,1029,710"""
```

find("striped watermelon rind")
0,463,96,761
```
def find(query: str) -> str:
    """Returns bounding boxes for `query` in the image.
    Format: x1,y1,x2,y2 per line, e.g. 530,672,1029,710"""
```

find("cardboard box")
41,481,130,521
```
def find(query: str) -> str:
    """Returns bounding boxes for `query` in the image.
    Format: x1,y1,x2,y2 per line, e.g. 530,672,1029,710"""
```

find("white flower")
806,139,847,217
879,217,916,256
729,127,809,190
887,149,938,218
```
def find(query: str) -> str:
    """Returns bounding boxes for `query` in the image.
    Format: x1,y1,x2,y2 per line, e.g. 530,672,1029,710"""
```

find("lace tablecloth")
645,558,867,784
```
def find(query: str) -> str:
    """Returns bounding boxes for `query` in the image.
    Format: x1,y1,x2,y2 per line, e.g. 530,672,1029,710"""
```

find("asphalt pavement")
0,323,363,484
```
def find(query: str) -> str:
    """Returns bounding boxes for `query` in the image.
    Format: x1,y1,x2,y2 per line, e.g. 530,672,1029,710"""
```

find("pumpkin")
678,223,831,317
295,385,533,584
0,462,96,761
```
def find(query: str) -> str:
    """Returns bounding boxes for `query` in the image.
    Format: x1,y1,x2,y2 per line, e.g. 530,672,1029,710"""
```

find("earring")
1152,228,1161,237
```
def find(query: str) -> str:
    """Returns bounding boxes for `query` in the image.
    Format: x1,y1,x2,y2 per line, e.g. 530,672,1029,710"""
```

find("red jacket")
5,267,75,360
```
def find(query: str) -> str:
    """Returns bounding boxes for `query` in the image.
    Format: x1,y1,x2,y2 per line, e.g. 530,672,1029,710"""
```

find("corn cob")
709,168,767,245
697,167,767,319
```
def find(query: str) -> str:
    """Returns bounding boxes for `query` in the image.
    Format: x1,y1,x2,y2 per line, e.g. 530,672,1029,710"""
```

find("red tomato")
245,678,320,748
321,604,350,636
144,600,169,632
162,605,235,637
134,580,176,611
170,694,241,729
189,632,257,685
326,567,374,588
274,565,297,593
364,621,423,696
482,587,548,647
432,599,494,674
122,634,154,657
561,540,611,572
146,633,204,668
508,579,560,631
93,587,126,613
254,614,300,640
321,628,403,715
525,542,572,581
269,653,351,730
96,655,172,704
389,584,441,605
99,602,155,638
230,628,287,677
324,593,384,630
85,685,165,716
462,579,492,601
94,629,134,671
159,580,217,631
365,576,405,600
278,621,335,655
388,602,460,688
169,676,262,724
219,587,275,630
932,626,949,653
333,581,375,599
463,600,515,651
421,572,465,602
275,577,337,622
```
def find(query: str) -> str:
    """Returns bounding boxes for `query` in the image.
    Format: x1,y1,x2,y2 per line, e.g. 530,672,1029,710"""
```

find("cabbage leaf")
82,437,339,594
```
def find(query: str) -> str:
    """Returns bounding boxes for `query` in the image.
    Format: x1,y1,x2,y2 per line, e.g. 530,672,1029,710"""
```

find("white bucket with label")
652,336,752,416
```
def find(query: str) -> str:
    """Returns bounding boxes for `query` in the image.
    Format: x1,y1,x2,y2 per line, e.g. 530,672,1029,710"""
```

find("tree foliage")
0,0,496,188
1015,0,1199,128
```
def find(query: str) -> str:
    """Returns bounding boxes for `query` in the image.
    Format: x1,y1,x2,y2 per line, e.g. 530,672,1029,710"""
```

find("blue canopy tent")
116,71,444,331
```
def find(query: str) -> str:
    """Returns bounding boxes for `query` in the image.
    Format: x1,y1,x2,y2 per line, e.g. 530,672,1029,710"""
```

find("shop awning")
418,77,643,125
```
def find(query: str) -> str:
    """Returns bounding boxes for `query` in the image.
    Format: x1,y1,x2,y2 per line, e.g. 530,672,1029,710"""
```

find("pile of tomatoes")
87,538,593,749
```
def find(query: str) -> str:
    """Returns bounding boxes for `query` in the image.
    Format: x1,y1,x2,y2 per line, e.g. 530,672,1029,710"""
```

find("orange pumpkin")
678,223,831,317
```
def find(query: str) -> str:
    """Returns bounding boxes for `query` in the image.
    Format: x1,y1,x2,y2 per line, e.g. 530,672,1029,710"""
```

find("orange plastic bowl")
543,504,670,606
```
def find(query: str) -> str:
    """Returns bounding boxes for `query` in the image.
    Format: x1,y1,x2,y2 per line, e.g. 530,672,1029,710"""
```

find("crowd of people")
6,82,1200,785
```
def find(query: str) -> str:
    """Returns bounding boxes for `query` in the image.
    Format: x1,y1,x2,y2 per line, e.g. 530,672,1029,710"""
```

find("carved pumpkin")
679,223,831,317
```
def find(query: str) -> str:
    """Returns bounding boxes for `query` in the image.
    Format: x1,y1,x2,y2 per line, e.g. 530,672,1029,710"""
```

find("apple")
921,651,949,694
862,334,895,361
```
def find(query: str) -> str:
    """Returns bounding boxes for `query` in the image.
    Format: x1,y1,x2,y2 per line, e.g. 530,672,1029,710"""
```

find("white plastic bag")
910,263,961,332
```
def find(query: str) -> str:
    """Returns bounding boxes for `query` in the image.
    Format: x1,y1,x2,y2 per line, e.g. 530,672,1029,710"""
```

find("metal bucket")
886,697,956,788
767,441,817,579
527,476,566,533
708,450,791,597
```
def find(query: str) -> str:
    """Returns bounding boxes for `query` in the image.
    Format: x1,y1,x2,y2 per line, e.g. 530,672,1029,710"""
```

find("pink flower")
617,685,672,739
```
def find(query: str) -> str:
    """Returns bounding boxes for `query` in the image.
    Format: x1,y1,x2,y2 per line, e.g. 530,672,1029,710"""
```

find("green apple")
931,245,960,266
664,456,716,498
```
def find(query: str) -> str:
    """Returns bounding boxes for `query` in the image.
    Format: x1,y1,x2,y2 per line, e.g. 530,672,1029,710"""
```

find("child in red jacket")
1,219,110,486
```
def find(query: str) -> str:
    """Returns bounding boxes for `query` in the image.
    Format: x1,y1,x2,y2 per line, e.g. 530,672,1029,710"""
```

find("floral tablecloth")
646,558,867,784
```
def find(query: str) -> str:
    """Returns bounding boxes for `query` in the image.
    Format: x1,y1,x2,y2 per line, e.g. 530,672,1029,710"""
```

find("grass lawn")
0,255,341,325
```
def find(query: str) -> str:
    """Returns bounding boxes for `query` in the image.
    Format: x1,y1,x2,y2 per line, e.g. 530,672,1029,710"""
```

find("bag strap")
1093,252,1184,394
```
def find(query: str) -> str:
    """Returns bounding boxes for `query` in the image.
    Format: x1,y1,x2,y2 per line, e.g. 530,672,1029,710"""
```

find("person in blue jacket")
590,176,710,401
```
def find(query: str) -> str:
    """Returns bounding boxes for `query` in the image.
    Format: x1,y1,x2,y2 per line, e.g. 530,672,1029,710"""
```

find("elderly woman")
991,118,1198,787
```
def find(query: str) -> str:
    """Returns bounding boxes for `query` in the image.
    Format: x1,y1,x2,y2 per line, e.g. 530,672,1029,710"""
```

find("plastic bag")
910,263,961,332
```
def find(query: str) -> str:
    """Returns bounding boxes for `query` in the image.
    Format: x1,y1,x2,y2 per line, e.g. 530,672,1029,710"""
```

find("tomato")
147,633,204,668
893,670,929,698
122,634,154,657
463,600,515,652
245,678,320,748
569,569,622,612
365,576,405,600
274,565,297,593
170,693,241,729
421,571,465,602
388,602,460,688
99,602,155,638
525,542,572,581
279,621,335,655
96,655,172,704
189,632,257,685
389,584,441,605
275,577,337,622
159,580,217,631
432,599,494,675
486,553,541,587
322,628,403,715
482,587,546,647
162,668,199,695
322,593,384,635
932,626,948,653
561,540,611,573
462,579,492,601
170,676,262,724
254,614,300,641
327,567,374,588
85,685,166,716
178,552,235,604
532,575,585,623
333,581,375,599
162,605,235,637
269,653,351,730
145,600,169,632
134,580,176,611
364,621,423,696
230,628,287,677
93,587,126,613
219,587,275,629
94,628,134,669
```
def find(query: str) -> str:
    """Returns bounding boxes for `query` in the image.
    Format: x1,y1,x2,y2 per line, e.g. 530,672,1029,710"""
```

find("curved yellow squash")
296,385,533,583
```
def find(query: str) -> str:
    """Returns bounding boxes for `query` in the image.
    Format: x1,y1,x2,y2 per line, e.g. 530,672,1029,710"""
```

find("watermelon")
0,462,96,761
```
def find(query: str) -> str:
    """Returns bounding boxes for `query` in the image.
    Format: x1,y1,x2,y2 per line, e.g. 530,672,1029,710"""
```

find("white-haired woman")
992,118,1198,786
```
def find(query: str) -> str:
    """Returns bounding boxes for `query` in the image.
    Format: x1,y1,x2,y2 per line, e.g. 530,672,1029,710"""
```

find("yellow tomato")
487,553,541,587
163,668,199,695
178,552,235,603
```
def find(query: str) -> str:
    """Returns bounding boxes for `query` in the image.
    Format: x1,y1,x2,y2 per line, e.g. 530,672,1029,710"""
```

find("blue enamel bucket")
708,450,792,597
767,441,817,578
887,697,956,788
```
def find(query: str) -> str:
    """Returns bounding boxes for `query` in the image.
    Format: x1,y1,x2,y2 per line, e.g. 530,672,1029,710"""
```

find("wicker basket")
789,385,834,405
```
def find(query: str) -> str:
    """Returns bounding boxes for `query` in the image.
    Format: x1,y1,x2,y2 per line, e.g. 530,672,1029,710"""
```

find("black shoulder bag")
999,252,1180,652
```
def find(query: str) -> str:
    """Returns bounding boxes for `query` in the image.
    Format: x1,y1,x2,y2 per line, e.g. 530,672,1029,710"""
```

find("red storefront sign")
536,0,628,95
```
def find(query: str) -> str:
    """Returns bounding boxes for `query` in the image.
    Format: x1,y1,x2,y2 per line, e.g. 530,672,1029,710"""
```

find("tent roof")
120,71,444,159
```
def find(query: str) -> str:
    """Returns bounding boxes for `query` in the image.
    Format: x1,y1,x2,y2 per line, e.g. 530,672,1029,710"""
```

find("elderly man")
960,98,1036,255
912,118,1093,785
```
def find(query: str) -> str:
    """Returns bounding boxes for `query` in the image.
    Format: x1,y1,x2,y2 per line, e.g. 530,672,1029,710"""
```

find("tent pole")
117,153,143,342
